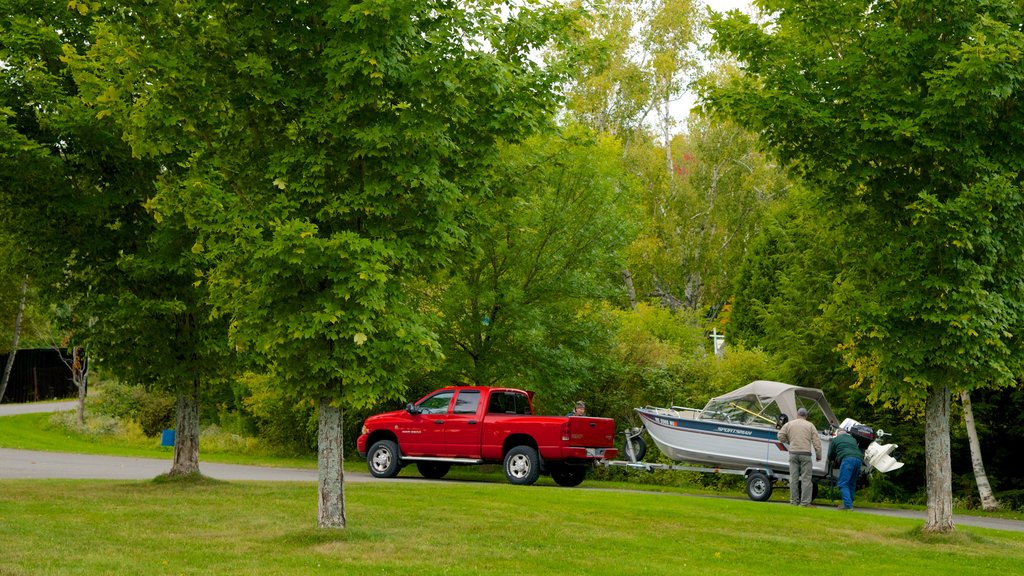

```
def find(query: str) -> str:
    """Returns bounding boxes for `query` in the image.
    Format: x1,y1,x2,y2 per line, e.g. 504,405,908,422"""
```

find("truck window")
453,390,480,414
487,391,530,415
418,391,454,415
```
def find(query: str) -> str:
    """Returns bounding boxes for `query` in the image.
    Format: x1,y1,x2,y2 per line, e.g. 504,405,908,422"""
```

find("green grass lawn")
4,401,1024,574
2,477,1023,576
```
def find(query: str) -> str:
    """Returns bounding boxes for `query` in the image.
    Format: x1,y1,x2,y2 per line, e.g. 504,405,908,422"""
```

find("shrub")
92,380,175,437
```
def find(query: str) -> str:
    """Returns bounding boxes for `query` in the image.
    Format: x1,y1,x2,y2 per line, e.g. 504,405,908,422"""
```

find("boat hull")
636,407,832,477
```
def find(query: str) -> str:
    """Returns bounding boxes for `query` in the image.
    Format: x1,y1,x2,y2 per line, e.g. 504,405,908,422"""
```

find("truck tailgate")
568,417,616,447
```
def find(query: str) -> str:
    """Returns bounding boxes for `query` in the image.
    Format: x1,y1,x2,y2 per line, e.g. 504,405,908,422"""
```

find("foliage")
2,0,234,477
92,380,176,437
240,372,318,454
705,0,1024,531
705,1,1024,403
627,115,789,311
73,0,583,411
729,186,852,390
563,0,702,140
592,302,779,427
418,127,635,406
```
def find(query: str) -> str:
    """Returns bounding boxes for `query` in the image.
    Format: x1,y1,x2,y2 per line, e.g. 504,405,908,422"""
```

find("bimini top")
700,380,838,429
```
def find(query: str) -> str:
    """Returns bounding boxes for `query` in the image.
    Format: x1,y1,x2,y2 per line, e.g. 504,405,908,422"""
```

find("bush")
92,380,175,437
239,372,317,454
137,393,175,437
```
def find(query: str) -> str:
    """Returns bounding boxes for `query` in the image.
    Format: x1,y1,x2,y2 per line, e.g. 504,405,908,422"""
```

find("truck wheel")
503,446,541,485
416,462,450,480
367,439,402,478
746,471,773,502
550,464,587,487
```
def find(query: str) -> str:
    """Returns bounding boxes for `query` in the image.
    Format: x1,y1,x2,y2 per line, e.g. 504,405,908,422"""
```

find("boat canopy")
700,380,838,430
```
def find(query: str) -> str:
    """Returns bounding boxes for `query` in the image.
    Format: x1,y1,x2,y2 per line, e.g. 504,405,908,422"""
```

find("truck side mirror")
406,403,422,415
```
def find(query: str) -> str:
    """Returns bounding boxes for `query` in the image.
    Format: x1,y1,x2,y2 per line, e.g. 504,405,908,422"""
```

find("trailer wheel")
416,462,450,480
367,439,402,478
504,446,541,485
746,471,773,502
550,464,587,487
626,436,647,462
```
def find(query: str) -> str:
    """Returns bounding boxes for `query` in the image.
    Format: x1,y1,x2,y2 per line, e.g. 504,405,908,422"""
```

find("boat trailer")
597,427,818,502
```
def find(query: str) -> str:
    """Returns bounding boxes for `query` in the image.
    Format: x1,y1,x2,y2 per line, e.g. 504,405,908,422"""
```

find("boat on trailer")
610,380,903,501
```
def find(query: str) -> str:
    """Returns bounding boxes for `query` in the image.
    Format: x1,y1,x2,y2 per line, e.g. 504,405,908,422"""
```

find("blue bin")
160,429,176,447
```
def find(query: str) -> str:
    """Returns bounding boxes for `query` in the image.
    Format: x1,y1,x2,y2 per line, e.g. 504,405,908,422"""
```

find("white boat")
634,380,903,483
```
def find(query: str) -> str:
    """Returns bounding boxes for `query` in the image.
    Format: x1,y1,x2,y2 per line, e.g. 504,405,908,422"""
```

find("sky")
705,0,753,12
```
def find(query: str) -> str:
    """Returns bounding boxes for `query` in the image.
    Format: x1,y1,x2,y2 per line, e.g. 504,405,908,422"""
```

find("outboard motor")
838,418,904,473
846,423,876,451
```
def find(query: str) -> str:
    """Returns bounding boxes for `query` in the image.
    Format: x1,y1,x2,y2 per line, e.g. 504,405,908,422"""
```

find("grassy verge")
2,478,1023,576
0,411,318,469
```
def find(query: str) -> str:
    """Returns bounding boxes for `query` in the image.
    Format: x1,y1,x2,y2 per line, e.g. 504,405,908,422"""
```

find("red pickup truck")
356,386,618,486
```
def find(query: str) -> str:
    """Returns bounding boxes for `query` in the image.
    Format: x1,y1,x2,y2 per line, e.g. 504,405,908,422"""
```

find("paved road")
3,401,1023,533
0,399,79,415
0,400,367,482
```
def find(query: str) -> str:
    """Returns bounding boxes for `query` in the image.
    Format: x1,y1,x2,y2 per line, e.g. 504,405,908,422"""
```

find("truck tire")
550,464,587,487
746,471,773,501
367,439,402,478
503,445,541,485
416,461,451,480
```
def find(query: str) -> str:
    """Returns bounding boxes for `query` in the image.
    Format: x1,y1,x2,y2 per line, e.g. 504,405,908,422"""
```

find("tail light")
561,421,570,442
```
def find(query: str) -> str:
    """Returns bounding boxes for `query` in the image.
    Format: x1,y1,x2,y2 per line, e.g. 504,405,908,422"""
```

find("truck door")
399,389,453,456
444,389,484,458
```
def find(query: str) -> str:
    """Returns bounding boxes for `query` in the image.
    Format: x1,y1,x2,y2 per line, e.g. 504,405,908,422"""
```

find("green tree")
706,0,1024,532
77,0,579,528
729,186,848,389
564,0,702,153
421,128,635,408
634,115,787,312
2,0,231,470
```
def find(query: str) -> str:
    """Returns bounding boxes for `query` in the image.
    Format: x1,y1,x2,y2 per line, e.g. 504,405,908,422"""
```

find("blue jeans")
837,457,863,509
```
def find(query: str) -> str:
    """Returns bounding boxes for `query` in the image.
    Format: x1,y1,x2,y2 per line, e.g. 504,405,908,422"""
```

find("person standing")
777,407,822,506
567,401,586,416
828,428,864,510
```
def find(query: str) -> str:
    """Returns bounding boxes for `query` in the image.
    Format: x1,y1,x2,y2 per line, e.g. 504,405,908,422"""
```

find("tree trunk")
317,398,346,529
961,390,1000,511
71,346,88,426
924,381,955,533
0,275,28,403
621,269,637,310
169,378,201,476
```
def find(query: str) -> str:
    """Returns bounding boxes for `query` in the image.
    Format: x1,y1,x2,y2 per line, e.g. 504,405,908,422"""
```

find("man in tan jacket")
777,407,822,506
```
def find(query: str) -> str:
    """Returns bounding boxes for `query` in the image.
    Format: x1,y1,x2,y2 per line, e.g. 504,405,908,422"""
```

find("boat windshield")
701,395,782,427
